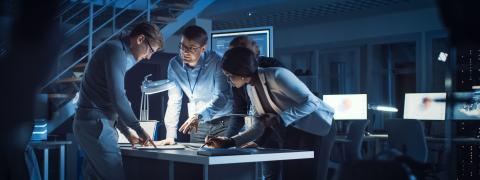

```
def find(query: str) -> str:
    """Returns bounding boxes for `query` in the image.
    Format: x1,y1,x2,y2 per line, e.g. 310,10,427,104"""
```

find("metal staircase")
37,0,215,136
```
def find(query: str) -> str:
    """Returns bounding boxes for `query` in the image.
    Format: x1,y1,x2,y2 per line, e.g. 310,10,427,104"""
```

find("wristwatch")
194,114,203,121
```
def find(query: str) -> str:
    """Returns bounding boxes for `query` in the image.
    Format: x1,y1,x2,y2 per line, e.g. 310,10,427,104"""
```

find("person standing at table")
158,25,232,145
73,22,163,180
224,36,284,180
207,47,336,180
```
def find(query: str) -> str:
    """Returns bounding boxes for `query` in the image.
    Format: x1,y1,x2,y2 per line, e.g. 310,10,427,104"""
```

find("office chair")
384,119,428,163
344,120,369,161
318,122,337,180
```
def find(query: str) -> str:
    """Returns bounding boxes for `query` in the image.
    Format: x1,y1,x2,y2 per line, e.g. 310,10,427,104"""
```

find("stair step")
161,3,191,9
56,77,81,83
153,16,175,23
75,63,86,68
48,93,75,99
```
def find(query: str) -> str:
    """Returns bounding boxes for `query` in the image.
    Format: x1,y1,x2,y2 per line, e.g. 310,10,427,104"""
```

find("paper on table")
135,143,185,150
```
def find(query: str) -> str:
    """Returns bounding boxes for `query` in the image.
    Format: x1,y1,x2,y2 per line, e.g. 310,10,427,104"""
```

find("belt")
204,116,230,126
75,108,118,121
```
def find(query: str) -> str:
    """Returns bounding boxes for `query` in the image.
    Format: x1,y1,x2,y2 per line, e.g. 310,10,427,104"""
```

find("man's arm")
226,87,247,137
163,60,184,139
116,117,131,136
103,45,143,133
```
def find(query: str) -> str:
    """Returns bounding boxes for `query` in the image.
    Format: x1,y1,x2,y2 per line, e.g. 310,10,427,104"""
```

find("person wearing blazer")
206,47,336,180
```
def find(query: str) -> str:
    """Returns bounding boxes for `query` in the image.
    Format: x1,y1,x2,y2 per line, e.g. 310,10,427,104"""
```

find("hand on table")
204,136,233,148
157,137,176,145
135,128,157,148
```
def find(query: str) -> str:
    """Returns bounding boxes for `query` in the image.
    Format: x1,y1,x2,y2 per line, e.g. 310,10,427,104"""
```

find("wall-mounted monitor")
453,92,480,120
403,93,446,120
322,94,367,120
211,26,273,57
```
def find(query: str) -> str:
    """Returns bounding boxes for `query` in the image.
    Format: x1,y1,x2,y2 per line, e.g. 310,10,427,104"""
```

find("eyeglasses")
178,43,201,53
145,39,155,55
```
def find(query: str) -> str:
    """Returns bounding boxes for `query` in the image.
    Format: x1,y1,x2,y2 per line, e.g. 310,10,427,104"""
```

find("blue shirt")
164,50,233,139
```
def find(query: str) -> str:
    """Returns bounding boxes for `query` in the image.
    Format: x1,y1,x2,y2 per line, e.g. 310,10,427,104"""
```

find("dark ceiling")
199,0,437,30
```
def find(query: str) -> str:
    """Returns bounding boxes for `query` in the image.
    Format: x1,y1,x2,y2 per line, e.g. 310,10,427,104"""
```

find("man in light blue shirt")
158,25,232,144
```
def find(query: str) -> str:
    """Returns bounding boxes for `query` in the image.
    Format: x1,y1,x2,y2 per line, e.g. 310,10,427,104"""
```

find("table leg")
203,165,209,180
60,145,65,180
255,162,260,180
44,148,49,180
169,161,174,180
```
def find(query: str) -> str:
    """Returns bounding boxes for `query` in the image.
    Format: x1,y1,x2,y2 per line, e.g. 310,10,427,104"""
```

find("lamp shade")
141,79,176,95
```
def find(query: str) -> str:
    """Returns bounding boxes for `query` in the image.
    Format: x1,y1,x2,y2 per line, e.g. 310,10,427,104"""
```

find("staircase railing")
41,0,140,90
41,0,203,90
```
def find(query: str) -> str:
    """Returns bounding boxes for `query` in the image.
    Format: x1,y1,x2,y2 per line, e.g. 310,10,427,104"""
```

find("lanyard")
185,63,203,98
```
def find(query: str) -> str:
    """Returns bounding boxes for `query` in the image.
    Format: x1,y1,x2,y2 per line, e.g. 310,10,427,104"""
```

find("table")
121,143,313,180
29,140,72,180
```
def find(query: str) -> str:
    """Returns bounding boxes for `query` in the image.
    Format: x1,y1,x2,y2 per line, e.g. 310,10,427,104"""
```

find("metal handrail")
63,5,89,24
56,0,83,20
41,0,146,89
91,0,163,53
59,0,137,59
65,0,118,37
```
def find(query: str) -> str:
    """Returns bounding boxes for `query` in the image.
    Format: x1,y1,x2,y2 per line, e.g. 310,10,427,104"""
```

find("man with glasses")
73,22,163,180
158,25,232,145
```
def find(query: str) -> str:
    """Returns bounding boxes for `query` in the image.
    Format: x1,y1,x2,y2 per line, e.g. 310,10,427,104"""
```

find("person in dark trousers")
224,35,285,180
207,47,337,180
73,22,163,180
157,25,232,145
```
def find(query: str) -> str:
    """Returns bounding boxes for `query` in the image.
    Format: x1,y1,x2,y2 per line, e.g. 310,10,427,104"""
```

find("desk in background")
29,140,72,180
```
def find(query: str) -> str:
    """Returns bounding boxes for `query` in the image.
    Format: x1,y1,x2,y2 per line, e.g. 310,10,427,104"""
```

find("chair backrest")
345,120,368,160
384,119,428,163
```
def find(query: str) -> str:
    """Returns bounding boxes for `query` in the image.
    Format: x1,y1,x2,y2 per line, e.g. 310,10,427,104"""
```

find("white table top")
120,143,314,165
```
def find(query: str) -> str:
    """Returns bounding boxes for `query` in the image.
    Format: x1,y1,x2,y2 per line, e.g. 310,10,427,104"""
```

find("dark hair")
229,35,252,48
129,22,164,48
222,47,258,77
182,25,207,46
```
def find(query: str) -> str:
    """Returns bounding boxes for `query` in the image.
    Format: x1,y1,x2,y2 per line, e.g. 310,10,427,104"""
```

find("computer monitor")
211,26,273,57
403,93,446,120
453,92,480,120
322,94,368,120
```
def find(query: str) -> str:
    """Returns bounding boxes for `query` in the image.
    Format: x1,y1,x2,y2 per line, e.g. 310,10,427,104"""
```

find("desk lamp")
140,74,175,121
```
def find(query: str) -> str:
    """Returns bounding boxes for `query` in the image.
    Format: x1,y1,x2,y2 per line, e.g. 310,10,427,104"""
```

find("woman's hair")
221,47,258,77
229,35,252,48
129,22,164,48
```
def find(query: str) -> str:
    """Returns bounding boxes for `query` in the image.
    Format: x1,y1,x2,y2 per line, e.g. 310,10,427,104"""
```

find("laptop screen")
117,120,157,143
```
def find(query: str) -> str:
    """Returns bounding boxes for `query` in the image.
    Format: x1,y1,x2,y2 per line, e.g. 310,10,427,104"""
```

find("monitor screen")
211,27,273,57
453,92,480,120
322,94,368,120
403,93,446,120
